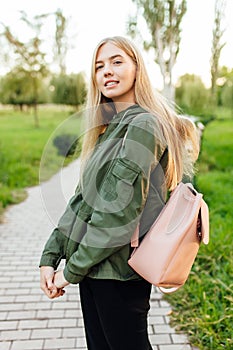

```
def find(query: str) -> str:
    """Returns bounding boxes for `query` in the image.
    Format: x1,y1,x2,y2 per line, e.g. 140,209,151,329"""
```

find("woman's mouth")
105,80,119,87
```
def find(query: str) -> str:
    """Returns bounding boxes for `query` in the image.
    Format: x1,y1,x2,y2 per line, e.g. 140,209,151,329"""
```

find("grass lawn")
0,106,232,349
165,116,233,349
0,106,83,220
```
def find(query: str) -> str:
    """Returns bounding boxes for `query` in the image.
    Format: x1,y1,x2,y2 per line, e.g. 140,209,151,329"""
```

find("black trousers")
79,277,153,350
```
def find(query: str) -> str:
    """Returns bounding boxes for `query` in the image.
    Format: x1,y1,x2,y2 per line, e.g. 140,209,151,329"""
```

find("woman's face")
95,42,137,106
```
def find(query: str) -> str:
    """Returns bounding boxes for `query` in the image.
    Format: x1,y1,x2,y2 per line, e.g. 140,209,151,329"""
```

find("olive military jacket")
39,104,168,284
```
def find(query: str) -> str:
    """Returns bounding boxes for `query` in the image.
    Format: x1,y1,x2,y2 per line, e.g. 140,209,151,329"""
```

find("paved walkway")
0,160,196,350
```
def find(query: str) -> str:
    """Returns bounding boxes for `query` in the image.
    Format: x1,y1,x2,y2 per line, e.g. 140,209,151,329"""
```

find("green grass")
165,117,233,349
0,107,232,348
0,106,83,220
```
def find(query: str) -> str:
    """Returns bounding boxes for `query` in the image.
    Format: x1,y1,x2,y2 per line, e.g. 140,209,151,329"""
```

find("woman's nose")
103,64,113,76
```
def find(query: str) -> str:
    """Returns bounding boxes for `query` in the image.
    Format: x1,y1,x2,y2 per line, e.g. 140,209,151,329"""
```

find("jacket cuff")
39,256,59,269
63,265,84,284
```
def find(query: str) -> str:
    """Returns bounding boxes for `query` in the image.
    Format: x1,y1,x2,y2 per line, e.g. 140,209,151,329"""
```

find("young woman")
40,36,199,350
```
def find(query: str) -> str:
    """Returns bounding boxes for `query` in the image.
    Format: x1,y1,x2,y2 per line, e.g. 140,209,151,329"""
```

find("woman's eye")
114,60,122,65
96,65,103,71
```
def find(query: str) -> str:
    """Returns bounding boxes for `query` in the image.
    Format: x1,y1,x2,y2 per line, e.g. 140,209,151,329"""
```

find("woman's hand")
54,269,70,289
40,266,65,299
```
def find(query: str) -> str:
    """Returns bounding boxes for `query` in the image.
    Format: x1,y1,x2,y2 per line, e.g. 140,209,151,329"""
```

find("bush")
53,133,79,157
175,74,209,115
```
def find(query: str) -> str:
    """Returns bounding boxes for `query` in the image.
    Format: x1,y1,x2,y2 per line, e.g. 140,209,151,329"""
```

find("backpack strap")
130,184,210,248
130,224,140,248
200,199,209,244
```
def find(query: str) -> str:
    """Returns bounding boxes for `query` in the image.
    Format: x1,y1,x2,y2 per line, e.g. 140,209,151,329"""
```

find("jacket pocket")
100,159,140,205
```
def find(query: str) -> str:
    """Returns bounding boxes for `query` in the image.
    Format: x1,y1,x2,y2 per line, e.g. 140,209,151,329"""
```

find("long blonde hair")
80,36,199,190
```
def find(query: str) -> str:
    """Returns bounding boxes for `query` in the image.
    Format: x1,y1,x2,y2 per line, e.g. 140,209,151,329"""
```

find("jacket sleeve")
63,115,166,283
39,188,82,269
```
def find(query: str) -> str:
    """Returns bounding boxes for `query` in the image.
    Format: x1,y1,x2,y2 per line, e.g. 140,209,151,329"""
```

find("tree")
0,68,34,109
0,30,12,71
221,78,233,115
128,0,187,100
217,66,233,115
1,12,49,127
210,0,226,103
51,72,87,109
53,8,69,75
0,66,47,110
175,74,209,114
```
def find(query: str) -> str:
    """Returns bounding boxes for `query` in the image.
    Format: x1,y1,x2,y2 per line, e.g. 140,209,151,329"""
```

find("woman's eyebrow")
95,54,123,64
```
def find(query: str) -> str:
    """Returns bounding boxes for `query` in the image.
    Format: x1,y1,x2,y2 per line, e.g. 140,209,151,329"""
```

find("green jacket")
39,104,168,284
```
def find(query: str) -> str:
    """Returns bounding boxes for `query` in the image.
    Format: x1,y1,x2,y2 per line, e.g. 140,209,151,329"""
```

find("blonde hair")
80,36,199,190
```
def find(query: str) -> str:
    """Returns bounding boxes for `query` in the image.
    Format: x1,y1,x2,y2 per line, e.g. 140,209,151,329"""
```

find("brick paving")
0,159,196,350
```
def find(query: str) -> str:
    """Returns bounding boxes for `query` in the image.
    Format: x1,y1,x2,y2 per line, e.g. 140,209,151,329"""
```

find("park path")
0,159,196,350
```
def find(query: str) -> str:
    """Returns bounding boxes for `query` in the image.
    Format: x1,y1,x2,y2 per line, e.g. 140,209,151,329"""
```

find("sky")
0,0,232,89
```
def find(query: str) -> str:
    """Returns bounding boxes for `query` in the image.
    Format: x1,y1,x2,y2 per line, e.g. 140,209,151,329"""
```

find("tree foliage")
175,74,209,114
0,9,79,116
217,66,233,112
1,12,49,126
54,8,69,75
0,67,47,109
51,73,87,108
128,0,187,100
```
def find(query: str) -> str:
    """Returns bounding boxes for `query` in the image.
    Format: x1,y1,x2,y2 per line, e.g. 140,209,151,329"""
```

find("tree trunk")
154,23,175,101
32,76,40,128
163,81,175,101
33,103,39,128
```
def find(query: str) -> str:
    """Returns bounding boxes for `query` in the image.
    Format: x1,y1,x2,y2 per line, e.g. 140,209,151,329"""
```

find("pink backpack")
128,182,209,293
